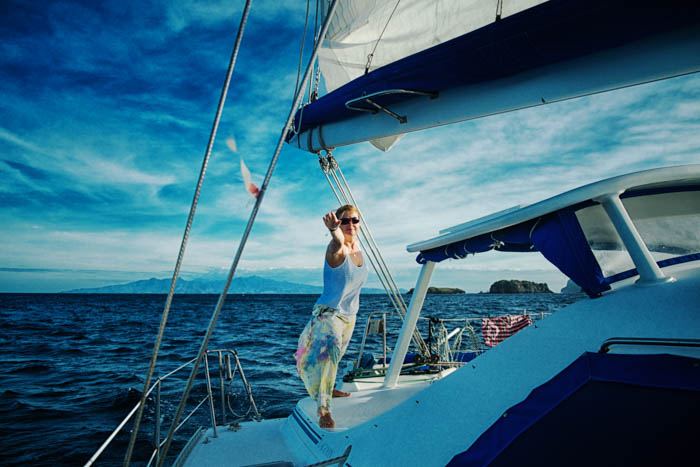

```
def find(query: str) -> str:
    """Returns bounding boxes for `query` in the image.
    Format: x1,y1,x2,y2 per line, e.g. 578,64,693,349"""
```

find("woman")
295,204,368,429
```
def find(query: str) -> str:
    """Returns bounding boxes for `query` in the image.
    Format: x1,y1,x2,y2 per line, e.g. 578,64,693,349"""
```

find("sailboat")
88,1,700,466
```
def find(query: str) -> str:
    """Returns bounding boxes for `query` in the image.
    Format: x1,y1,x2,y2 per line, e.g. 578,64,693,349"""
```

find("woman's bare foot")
332,389,351,397
319,412,335,428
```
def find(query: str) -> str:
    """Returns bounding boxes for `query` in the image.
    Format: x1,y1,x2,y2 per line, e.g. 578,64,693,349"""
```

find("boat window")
575,204,634,277
576,190,700,278
622,190,700,260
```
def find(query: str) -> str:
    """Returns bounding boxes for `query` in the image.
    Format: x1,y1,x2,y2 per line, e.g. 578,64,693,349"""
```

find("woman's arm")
323,212,345,268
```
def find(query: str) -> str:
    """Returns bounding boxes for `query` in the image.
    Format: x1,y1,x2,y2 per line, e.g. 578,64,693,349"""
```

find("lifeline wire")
293,0,311,102
122,2,253,466
155,2,341,465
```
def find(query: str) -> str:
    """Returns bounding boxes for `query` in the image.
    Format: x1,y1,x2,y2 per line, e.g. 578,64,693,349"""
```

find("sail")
318,0,546,93
289,0,700,153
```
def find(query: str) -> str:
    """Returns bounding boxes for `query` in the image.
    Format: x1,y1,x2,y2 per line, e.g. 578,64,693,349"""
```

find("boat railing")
349,311,551,379
430,312,551,354
85,348,259,467
599,337,700,354
356,311,389,372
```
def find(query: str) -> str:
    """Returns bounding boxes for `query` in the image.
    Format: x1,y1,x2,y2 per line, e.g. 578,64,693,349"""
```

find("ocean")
0,292,584,466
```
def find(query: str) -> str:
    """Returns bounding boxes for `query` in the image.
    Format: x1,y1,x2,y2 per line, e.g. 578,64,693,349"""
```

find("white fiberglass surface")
298,381,429,431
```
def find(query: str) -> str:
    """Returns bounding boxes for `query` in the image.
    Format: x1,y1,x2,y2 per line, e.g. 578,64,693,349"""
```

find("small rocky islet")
406,286,466,294
488,279,553,294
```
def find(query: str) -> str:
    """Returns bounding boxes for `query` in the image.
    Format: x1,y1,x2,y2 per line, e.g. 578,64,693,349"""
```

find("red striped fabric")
481,314,533,347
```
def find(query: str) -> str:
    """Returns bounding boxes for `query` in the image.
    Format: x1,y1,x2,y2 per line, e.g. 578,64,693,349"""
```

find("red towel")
482,314,533,347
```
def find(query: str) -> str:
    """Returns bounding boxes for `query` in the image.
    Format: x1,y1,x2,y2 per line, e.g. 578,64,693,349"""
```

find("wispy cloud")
1,1,699,292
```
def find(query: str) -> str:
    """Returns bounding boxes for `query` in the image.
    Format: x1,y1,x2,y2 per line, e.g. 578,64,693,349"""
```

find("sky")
1,0,699,293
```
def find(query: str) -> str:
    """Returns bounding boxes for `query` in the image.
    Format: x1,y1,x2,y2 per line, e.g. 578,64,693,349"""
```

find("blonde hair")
335,204,359,218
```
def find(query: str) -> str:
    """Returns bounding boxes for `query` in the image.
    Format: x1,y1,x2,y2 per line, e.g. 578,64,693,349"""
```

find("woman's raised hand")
323,212,341,231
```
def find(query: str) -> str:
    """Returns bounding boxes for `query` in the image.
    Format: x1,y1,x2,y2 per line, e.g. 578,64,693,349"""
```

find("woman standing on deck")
295,204,368,429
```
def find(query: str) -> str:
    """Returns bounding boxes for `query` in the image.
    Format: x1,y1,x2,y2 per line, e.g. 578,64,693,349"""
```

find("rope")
319,151,429,356
365,0,402,74
122,2,253,465
155,3,341,465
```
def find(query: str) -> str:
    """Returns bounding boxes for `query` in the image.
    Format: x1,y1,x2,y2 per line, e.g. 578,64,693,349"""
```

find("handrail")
345,89,438,123
599,337,700,353
85,349,258,467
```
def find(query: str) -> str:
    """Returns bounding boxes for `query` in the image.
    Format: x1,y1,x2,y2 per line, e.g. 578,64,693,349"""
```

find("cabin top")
407,164,700,297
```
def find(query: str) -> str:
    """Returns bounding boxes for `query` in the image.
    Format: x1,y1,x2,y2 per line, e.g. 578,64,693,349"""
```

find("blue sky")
1,0,699,293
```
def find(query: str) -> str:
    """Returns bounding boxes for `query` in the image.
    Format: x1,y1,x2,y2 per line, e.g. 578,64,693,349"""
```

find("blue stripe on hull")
291,408,321,445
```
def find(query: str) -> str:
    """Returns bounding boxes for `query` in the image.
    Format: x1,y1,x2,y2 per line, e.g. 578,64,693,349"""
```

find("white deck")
298,381,430,431
178,418,303,467
180,378,435,466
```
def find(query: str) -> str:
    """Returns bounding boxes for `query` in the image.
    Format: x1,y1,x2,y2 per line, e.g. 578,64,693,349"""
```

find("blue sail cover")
289,0,700,140
416,209,610,298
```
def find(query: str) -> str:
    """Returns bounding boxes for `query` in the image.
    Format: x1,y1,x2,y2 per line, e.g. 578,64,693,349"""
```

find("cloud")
1,1,699,292
0,127,46,155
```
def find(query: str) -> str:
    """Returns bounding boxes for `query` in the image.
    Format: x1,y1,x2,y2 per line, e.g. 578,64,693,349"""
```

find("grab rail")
599,337,700,353
345,89,438,123
85,348,259,467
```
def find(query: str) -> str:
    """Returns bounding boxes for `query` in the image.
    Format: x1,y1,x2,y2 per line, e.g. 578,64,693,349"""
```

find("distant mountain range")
62,275,390,294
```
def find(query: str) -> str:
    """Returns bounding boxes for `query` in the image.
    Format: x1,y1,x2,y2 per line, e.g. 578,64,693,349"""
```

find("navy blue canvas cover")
447,352,700,466
416,210,609,297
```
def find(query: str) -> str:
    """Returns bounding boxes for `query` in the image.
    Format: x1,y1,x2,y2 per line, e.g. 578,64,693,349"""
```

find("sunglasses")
340,217,360,225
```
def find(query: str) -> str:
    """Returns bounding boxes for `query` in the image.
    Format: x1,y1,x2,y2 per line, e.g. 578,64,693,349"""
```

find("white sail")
319,0,546,93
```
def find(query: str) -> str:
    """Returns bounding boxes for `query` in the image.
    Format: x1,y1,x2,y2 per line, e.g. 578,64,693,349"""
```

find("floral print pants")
295,304,355,416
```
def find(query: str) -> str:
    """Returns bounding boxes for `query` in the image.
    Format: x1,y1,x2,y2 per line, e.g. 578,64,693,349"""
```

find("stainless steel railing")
348,312,554,380
85,348,259,467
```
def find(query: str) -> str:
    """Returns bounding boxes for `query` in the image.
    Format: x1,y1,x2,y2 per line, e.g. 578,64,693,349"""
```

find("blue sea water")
0,292,584,466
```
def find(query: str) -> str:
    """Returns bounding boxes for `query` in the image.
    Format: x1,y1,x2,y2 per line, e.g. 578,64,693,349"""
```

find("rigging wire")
496,0,504,21
155,2,341,465
290,0,313,136
319,151,429,356
122,2,253,465
365,0,402,74
294,0,312,103
310,0,322,102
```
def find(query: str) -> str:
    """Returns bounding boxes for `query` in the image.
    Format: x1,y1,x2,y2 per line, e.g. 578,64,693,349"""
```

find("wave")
6,363,53,374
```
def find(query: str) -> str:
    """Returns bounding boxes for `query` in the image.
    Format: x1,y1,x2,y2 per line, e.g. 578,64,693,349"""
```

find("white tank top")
315,249,368,319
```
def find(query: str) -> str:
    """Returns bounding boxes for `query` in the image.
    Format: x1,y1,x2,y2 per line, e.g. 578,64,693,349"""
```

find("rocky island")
488,280,552,294
407,286,465,294
560,279,584,294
